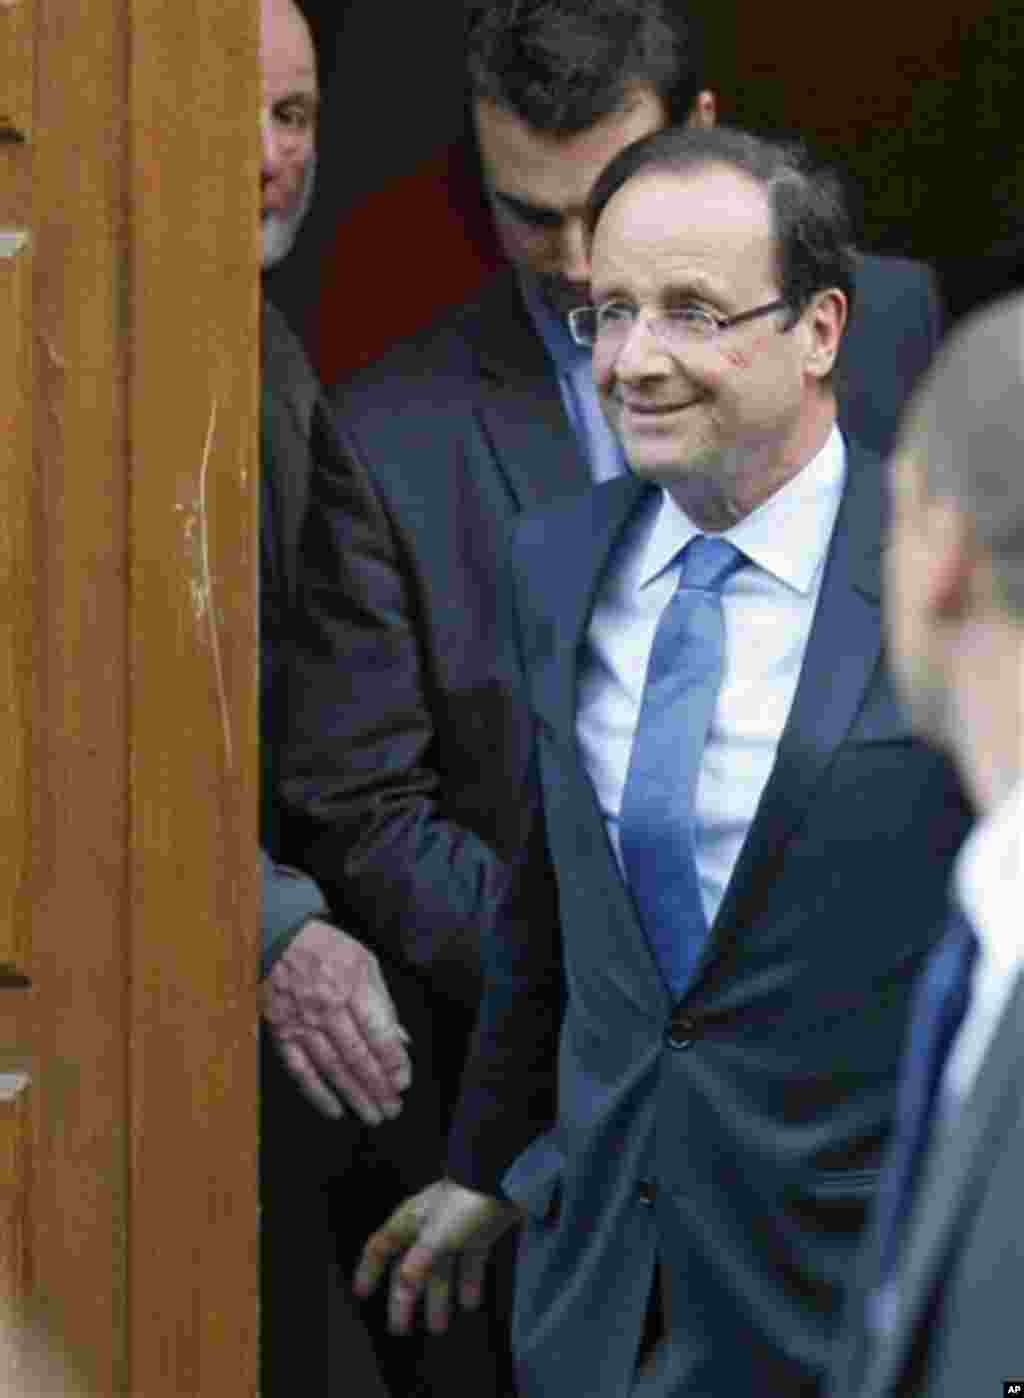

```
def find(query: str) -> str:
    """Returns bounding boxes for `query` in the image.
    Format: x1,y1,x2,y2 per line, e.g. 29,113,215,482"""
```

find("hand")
262,918,412,1125
354,1179,522,1335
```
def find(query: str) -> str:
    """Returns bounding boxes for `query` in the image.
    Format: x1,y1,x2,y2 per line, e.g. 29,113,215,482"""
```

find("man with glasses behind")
353,126,970,1398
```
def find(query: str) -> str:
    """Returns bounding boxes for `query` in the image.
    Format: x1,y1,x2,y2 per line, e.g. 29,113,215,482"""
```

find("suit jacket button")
667,1012,696,1050
637,1180,657,1206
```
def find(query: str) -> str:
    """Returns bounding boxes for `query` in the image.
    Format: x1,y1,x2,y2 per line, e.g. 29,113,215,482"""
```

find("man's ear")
927,502,975,621
686,90,717,129
804,288,847,381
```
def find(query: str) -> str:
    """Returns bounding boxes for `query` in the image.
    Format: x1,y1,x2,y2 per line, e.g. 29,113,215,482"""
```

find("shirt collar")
637,425,847,593
517,270,589,376
954,776,1024,979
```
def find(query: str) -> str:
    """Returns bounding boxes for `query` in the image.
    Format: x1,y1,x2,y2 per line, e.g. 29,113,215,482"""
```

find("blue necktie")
874,907,979,1284
619,535,745,998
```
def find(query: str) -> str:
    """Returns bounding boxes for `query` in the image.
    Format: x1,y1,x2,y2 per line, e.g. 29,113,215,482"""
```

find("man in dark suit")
828,296,1024,1398
284,1,941,1386
353,126,971,1397
284,0,942,1158
258,4,410,1394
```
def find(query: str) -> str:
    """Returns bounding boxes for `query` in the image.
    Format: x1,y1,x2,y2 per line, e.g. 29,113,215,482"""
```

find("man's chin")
261,214,299,270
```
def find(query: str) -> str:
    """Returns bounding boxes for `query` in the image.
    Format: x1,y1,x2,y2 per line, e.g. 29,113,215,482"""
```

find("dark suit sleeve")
260,848,328,977
280,418,509,1012
445,786,565,1195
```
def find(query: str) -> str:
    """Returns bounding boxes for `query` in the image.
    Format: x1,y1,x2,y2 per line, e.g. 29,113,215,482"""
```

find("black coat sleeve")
444,787,565,1195
279,417,512,1012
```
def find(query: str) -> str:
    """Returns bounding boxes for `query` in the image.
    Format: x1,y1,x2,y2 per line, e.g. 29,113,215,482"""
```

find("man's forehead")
591,165,775,286
601,163,771,235
474,90,667,212
261,0,316,77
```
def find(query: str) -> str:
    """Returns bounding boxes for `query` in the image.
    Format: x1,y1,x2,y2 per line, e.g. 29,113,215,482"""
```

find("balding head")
886,292,1024,801
901,292,1024,618
260,0,318,268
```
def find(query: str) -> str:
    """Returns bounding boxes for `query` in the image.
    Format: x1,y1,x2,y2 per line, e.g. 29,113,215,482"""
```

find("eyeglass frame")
567,297,792,352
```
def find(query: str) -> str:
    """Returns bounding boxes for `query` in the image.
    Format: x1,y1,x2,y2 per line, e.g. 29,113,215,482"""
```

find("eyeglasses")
567,298,790,351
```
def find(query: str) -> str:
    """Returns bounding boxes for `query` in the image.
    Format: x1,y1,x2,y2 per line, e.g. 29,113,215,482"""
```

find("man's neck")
666,400,838,532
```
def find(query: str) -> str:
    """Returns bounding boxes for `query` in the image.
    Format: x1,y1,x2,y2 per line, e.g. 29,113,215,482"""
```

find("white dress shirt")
576,426,847,928
941,777,1024,1105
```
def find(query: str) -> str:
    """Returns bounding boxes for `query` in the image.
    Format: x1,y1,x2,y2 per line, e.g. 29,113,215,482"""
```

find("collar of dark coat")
514,435,882,691
865,967,1024,1396
452,268,592,512
513,438,889,928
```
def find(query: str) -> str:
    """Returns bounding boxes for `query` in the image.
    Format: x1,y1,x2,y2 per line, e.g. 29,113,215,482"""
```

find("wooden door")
1,1,259,1392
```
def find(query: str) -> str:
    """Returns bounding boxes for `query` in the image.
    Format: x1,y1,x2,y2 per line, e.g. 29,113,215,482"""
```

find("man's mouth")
619,398,700,419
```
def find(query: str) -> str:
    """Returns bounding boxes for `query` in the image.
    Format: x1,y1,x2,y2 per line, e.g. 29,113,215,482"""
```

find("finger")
349,986,413,1091
353,1212,419,1298
319,1011,405,1119
457,1245,492,1312
303,1025,392,1126
390,1240,448,1335
388,1269,428,1336
425,1271,453,1335
276,1039,345,1120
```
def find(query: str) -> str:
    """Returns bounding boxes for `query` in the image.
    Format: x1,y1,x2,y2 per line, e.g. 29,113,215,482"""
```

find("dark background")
268,0,1024,373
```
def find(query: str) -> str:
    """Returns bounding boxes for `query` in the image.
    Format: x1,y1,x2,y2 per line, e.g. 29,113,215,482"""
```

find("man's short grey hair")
901,291,1024,618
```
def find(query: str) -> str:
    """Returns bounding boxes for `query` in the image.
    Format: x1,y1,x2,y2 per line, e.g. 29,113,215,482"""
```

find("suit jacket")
261,297,341,967
282,256,941,1011
831,965,1024,1398
446,442,971,1398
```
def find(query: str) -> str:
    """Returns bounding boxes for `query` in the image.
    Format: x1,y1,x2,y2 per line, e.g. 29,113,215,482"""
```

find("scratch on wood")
197,399,234,769
42,336,66,370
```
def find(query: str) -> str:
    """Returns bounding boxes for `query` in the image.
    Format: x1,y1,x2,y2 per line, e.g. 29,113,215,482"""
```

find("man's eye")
664,305,715,327
276,104,312,130
496,196,562,229
596,303,634,328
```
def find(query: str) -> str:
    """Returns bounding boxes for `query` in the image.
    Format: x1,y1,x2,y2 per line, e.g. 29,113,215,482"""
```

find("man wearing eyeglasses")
352,126,970,1398
282,4,943,1389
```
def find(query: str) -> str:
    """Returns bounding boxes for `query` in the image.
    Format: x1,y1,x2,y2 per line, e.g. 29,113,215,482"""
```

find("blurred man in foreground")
830,297,1024,1397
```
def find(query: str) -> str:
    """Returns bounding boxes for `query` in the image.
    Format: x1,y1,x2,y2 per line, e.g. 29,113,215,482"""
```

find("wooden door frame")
4,1,259,1390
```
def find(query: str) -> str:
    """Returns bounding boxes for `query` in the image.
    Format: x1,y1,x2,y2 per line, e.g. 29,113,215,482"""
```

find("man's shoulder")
510,477,646,598
853,250,939,310
261,295,312,378
330,271,531,412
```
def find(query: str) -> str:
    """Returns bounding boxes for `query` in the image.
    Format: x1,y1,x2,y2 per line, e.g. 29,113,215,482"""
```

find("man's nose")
613,313,673,378
261,110,281,172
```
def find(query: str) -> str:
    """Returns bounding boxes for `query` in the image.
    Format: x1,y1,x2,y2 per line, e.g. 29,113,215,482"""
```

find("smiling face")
260,0,318,268
590,163,844,521
474,87,668,317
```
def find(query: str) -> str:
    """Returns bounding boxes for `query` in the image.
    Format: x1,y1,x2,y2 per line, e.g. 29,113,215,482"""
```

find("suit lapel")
466,272,592,513
525,474,668,1012
526,475,650,737
713,441,885,938
865,971,1024,1396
